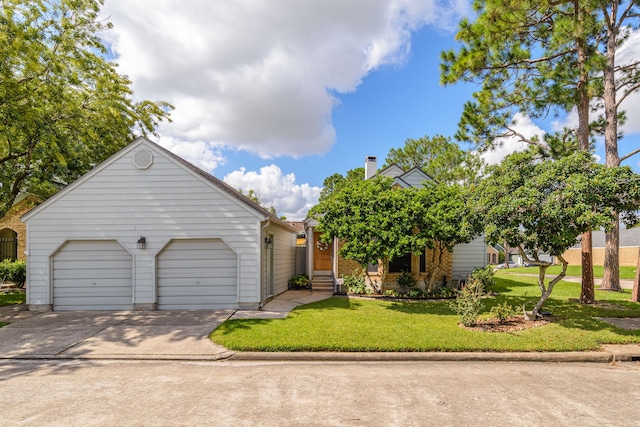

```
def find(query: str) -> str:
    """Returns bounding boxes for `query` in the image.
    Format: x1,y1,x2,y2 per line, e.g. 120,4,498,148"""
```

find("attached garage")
53,240,133,311
157,238,237,310
22,137,297,311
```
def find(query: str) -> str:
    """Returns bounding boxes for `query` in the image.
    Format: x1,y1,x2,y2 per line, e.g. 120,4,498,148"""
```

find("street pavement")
1,359,639,426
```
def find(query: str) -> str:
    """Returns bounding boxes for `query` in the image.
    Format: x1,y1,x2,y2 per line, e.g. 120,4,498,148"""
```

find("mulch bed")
465,315,553,333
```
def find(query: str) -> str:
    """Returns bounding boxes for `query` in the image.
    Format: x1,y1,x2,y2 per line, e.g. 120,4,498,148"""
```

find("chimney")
364,156,377,180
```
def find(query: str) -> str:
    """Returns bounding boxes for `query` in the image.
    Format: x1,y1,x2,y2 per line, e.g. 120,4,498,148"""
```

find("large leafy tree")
384,135,485,184
475,150,640,316
0,0,172,217
311,176,480,290
441,0,602,303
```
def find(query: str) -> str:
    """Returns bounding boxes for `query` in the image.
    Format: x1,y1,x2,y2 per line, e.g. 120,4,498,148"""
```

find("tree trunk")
601,5,621,291
579,231,595,304
601,215,621,291
632,249,640,303
575,22,594,303
532,257,568,316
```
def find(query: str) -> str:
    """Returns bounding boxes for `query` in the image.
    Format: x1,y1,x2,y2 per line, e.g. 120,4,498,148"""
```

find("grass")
502,265,637,280
0,291,25,307
0,291,25,328
211,273,640,352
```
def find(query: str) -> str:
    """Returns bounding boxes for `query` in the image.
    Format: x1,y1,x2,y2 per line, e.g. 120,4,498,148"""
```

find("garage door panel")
53,269,132,280
159,259,236,269
53,240,133,311
157,239,238,310
158,285,237,297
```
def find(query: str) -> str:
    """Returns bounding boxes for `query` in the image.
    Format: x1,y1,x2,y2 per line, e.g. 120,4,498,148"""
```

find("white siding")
268,224,297,296
24,140,270,309
401,169,431,188
452,235,487,279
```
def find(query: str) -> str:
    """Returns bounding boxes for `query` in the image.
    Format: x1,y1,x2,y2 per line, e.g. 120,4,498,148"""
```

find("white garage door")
157,238,238,310
53,240,133,311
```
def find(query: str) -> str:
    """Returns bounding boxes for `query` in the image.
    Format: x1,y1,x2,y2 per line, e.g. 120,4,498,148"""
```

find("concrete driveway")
0,305,235,360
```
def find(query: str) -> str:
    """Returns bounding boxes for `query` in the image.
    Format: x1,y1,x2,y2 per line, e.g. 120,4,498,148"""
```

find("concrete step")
311,276,334,291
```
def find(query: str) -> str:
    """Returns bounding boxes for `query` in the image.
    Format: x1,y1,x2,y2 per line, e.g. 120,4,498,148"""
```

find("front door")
313,231,332,271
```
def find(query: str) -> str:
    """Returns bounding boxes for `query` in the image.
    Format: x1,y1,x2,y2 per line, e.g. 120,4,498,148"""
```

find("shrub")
438,287,455,299
489,301,518,323
0,260,26,288
468,266,495,293
396,271,416,292
288,274,309,289
342,269,369,295
449,279,485,326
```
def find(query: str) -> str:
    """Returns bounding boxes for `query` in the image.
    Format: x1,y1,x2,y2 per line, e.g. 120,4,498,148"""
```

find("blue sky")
100,1,640,220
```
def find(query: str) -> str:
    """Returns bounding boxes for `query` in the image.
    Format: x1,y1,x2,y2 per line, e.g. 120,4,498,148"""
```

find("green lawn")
501,265,637,280
0,291,25,307
211,274,640,352
0,291,25,328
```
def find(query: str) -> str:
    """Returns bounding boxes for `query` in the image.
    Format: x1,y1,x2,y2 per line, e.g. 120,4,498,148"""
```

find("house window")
389,253,411,273
0,228,18,262
492,254,497,264
367,262,379,273
419,252,427,273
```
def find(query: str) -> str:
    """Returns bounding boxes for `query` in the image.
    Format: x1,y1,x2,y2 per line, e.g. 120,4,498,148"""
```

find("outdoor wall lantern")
137,236,147,249
264,237,273,249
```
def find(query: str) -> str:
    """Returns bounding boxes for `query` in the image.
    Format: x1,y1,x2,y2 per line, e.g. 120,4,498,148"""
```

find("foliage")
0,260,26,288
384,134,485,185
489,302,518,324
318,168,364,203
342,269,370,295
0,0,172,217
396,271,416,292
449,279,485,326
468,266,495,294
440,0,600,153
475,150,640,315
312,175,480,289
288,274,309,290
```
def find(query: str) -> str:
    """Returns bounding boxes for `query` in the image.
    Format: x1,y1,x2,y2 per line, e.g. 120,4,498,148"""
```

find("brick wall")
335,240,454,290
0,196,41,261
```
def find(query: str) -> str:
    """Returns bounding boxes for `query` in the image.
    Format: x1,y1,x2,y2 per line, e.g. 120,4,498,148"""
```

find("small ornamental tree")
475,150,640,317
414,183,481,290
311,176,416,290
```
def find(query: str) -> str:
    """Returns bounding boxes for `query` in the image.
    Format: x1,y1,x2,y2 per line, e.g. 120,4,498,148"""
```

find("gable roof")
377,164,435,188
22,137,296,232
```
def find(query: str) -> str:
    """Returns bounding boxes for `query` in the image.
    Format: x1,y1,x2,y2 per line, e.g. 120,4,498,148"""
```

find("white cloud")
481,113,546,165
223,165,321,221
100,0,468,160
157,136,226,173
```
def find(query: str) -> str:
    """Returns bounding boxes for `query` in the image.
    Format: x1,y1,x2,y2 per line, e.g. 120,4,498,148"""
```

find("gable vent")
133,150,153,170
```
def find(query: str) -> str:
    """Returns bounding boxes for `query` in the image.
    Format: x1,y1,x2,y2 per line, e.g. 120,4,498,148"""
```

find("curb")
229,350,614,363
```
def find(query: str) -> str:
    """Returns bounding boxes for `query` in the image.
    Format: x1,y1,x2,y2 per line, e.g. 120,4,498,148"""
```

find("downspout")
259,218,271,309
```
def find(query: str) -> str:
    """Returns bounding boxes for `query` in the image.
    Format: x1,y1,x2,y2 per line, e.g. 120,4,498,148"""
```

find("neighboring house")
305,156,486,290
22,137,297,311
486,245,500,264
562,228,640,267
496,244,555,266
0,194,42,262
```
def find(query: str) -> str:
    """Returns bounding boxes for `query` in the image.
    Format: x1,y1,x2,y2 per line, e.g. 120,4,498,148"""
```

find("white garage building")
22,137,297,311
